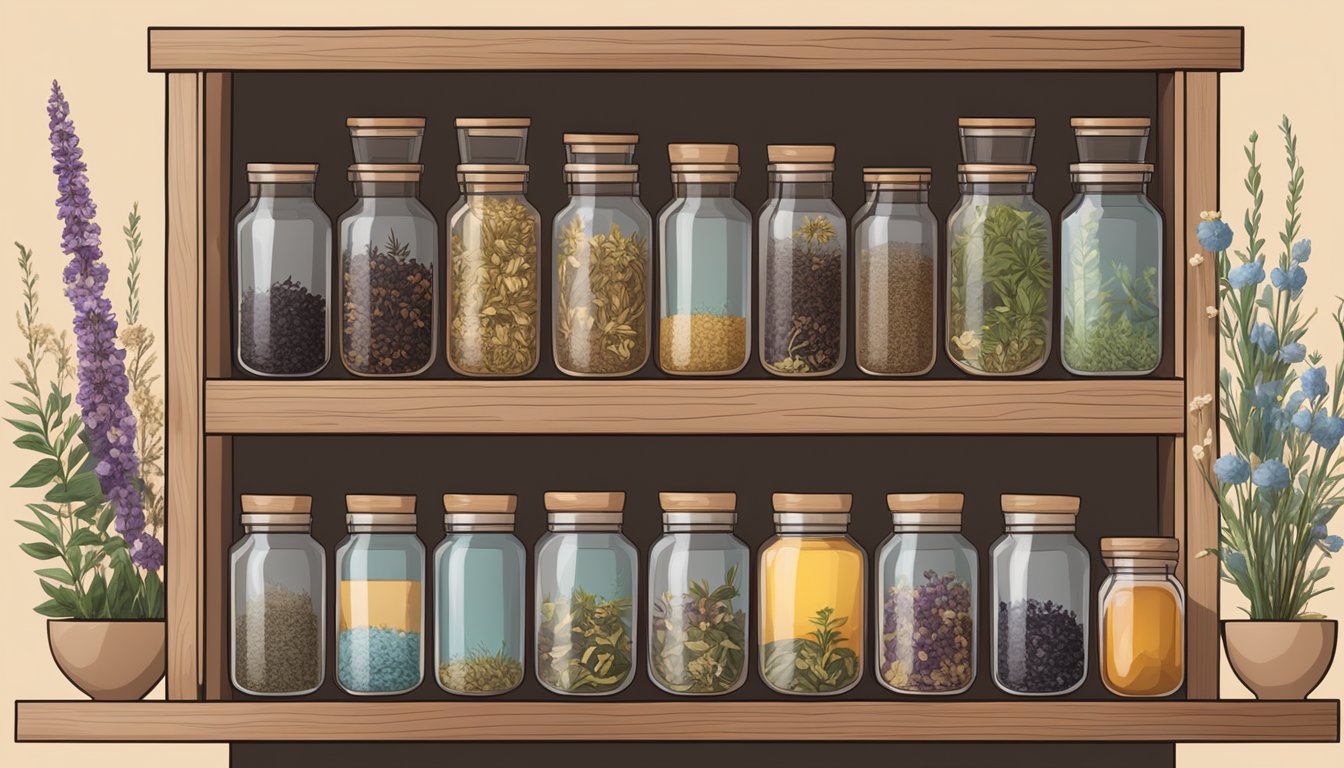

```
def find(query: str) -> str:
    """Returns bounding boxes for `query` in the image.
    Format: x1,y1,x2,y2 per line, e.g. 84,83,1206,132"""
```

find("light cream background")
0,0,1339,763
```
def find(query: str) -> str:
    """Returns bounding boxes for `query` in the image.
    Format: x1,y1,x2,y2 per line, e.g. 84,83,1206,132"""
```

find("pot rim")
1221,618,1338,625
47,617,167,624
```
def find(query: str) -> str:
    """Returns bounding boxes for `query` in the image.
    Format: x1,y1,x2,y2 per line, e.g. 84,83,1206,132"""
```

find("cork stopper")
767,144,835,164
443,494,517,513
1071,116,1151,131
442,494,516,532
347,117,426,133
669,143,739,165
959,117,1036,129
347,163,424,182
242,494,313,514
455,118,531,128
545,491,625,512
863,167,932,186
1101,537,1180,561
1069,162,1154,184
957,163,1037,184
660,493,737,531
345,494,417,531
1002,494,1080,530
246,163,318,184
563,163,639,183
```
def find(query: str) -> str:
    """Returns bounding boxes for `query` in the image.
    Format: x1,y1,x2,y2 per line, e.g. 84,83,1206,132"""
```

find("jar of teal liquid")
434,494,526,696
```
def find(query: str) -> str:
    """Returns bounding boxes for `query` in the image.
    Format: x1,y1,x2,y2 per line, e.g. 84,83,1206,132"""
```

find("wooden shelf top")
204,378,1186,436
147,27,1244,72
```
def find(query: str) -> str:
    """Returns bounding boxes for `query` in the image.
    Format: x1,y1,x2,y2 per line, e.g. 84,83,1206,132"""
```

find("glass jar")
958,117,1036,164
234,163,331,377
446,165,541,377
552,163,652,377
1072,117,1151,163
456,117,530,164
657,143,752,376
230,495,325,696
853,167,938,377
535,492,638,695
648,493,750,696
759,493,864,695
991,494,1089,696
434,494,526,696
347,117,425,164
1060,163,1163,376
565,133,637,165
335,495,425,695
876,493,977,695
947,165,1053,376
759,145,846,376
338,164,438,377
1099,537,1184,697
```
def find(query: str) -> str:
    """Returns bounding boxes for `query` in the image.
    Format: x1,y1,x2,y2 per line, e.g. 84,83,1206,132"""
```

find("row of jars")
235,116,1163,380
230,491,1184,700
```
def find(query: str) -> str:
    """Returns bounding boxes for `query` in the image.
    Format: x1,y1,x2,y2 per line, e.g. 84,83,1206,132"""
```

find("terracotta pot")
1222,619,1337,700
47,619,166,701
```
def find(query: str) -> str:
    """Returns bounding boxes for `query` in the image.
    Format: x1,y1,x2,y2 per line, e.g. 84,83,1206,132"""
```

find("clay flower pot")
1222,619,1337,700
47,619,166,701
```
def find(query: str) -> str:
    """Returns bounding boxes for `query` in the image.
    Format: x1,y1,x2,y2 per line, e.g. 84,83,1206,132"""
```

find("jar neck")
242,526,312,535
252,182,315,199
960,181,1033,196
674,182,735,198
567,182,638,197
347,526,417,535
662,525,735,534
867,188,928,205
1075,182,1148,194
1004,525,1076,535
353,180,418,198
549,524,622,534
460,182,526,197
769,180,833,199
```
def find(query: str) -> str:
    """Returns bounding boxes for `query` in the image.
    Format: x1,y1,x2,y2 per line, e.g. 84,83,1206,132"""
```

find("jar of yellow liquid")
1099,537,1184,697
759,493,864,695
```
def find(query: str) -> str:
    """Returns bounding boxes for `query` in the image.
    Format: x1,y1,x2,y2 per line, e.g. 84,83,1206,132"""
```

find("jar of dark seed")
876,493,977,695
338,164,438,377
234,164,332,377
852,168,938,377
990,494,1089,696
230,495,326,696
759,145,846,376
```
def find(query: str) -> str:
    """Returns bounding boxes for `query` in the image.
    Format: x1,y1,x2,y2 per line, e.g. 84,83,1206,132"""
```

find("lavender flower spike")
48,81,163,572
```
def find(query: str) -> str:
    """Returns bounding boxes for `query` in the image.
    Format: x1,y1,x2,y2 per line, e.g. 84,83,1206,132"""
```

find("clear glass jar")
759,145,846,376
759,493,864,695
648,493,750,696
876,493,977,695
335,495,425,696
535,492,638,695
1099,537,1184,697
347,117,425,164
1060,163,1163,376
1071,117,1151,163
230,495,325,696
657,144,752,376
338,164,438,377
456,117,530,164
446,165,541,377
947,165,1053,376
434,495,526,696
234,164,331,377
958,118,1036,164
853,168,938,377
553,163,652,377
991,494,1089,696
565,133,637,165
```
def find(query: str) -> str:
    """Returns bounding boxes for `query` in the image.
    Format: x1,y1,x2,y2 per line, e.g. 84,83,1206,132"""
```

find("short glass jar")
876,493,977,695
535,492,638,695
434,494,526,696
1099,537,1184,697
991,494,1089,696
347,117,426,164
234,163,331,377
1071,117,1151,163
335,495,425,696
647,492,750,696
958,117,1036,164
759,493,864,695
565,133,638,165
230,495,325,696
456,117,530,164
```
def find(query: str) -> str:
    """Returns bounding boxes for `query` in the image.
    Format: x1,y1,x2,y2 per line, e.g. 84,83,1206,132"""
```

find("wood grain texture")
15,700,1337,743
147,27,1244,72
203,73,231,379
202,436,231,701
202,379,1186,435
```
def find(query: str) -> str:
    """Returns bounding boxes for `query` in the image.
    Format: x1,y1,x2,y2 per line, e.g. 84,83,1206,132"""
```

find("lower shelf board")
14,699,1339,743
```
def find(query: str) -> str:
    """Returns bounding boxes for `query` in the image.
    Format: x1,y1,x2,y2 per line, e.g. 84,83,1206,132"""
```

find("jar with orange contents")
1098,537,1184,697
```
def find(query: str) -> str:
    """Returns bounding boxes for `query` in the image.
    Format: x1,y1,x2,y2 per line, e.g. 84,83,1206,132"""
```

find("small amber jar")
1098,537,1184,697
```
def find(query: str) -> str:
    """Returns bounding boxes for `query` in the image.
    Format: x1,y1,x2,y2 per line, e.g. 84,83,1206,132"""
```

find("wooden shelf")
204,378,1186,435
16,699,1338,743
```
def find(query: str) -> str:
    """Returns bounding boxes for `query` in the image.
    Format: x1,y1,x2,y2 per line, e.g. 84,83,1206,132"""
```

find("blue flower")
1227,260,1265,289
1292,239,1312,264
1250,379,1284,408
1251,459,1291,490
1312,523,1328,539
1302,366,1330,403
1271,265,1308,293
1284,390,1307,415
1279,342,1307,363
1197,219,1234,252
1249,323,1278,354
1311,415,1344,451
1323,536,1344,554
1292,408,1316,432
1214,454,1252,484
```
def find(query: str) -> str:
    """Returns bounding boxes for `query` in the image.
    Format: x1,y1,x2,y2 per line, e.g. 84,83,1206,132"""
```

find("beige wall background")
0,0,1339,763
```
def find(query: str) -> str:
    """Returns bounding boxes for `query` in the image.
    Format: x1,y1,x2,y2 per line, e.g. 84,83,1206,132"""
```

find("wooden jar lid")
767,144,835,163
241,494,313,513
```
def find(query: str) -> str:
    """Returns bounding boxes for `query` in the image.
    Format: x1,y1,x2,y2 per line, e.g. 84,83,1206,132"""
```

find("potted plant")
1193,117,1342,700
8,82,166,701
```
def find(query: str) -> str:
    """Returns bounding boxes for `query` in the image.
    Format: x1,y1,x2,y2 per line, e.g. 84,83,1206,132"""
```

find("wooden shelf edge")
16,699,1338,743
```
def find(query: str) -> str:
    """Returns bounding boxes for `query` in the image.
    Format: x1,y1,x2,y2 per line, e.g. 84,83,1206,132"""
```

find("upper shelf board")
147,27,1245,72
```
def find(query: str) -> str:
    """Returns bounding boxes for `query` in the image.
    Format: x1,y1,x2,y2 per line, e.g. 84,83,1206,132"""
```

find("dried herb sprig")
761,606,859,693
537,588,633,693
650,565,746,693
449,197,539,375
555,217,648,375
438,646,524,694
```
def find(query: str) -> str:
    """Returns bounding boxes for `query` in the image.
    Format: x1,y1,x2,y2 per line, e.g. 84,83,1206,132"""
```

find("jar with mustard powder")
1098,537,1184,697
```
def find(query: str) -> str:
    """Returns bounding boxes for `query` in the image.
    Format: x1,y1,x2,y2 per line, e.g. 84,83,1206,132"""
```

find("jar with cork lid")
347,117,426,164
958,117,1036,164
565,133,638,165
456,117,530,164
535,492,638,695
1099,537,1184,697
230,495,326,696
759,493,864,695
1071,117,1151,163
648,492,750,695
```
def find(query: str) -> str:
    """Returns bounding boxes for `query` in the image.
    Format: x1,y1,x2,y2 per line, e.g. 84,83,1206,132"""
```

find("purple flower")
1291,239,1311,264
1213,454,1251,484
1197,219,1234,252
1226,260,1265,290
1301,366,1329,403
1251,459,1291,491
48,81,161,572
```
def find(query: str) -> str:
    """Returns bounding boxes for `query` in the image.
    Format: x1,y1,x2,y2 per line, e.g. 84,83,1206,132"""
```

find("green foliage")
537,588,633,692
761,606,860,693
650,565,746,693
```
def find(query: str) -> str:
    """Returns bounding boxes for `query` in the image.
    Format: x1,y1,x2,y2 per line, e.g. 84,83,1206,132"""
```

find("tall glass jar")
991,494,1089,696
235,163,331,377
657,144,752,375
230,495,325,696
759,145,846,377
876,493,977,695
1099,537,1184,697
853,167,937,377
648,493,750,696
434,494,526,696
338,164,438,377
446,165,541,377
759,493,864,695
947,165,1053,376
535,492,638,695
1060,163,1163,376
335,495,425,696
553,163,652,377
